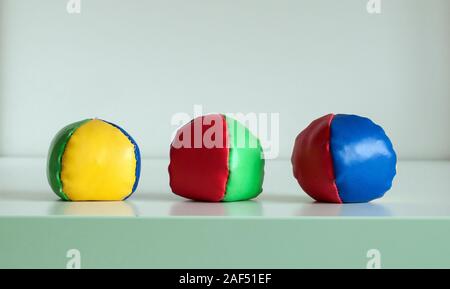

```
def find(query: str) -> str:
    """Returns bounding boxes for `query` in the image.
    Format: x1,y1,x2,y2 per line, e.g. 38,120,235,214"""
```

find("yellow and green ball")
47,119,141,201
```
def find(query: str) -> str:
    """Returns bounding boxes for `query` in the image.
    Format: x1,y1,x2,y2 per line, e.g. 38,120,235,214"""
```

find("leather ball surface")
169,114,264,202
47,119,141,201
291,114,397,203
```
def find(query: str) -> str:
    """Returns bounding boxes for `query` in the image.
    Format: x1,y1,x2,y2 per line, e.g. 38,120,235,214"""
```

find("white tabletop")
0,157,449,217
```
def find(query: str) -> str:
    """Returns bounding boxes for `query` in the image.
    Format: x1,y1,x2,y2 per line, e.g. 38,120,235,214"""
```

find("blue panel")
102,120,141,199
330,115,397,203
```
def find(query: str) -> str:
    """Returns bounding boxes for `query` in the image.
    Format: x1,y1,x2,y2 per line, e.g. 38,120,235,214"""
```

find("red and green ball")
169,114,265,202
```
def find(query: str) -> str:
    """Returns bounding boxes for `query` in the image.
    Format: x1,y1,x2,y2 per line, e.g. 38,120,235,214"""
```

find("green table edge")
1,216,450,269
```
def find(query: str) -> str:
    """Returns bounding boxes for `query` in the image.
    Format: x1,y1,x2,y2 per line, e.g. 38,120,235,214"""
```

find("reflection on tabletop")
296,202,392,217
170,200,263,216
50,201,136,216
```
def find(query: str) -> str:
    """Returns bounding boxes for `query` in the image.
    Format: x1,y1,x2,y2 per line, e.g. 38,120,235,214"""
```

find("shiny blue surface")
330,115,397,203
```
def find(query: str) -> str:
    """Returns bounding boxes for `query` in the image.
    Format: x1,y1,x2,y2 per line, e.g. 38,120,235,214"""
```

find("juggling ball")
169,114,265,202
291,114,397,203
47,119,141,201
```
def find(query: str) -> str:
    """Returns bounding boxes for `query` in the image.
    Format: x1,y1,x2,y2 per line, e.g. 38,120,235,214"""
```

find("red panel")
169,114,229,202
291,114,341,203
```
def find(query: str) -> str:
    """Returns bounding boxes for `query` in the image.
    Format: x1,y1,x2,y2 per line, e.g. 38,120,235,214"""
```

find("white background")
0,0,449,160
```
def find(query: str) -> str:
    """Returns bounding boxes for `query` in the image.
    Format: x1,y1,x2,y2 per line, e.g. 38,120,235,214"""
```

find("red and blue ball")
291,114,397,203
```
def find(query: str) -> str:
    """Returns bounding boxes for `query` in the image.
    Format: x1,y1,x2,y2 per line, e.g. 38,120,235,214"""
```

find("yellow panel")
61,119,136,201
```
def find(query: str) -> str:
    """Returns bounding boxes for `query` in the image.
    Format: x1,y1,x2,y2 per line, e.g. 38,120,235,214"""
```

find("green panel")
223,116,264,202
1,217,450,268
46,119,91,201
